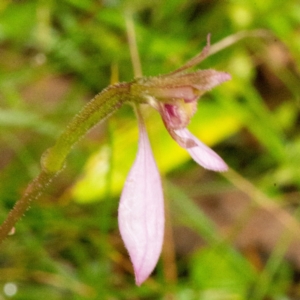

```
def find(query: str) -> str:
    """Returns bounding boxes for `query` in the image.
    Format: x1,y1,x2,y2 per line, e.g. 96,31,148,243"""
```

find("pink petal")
163,120,197,148
175,128,228,171
145,70,231,100
118,116,164,285
173,70,232,91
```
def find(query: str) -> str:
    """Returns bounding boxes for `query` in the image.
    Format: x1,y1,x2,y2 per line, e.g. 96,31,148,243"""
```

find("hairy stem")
0,170,54,243
0,82,133,244
41,83,132,173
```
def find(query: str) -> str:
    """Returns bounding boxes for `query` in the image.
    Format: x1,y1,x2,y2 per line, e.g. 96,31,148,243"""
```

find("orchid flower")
0,35,231,281
118,36,231,285
118,108,164,285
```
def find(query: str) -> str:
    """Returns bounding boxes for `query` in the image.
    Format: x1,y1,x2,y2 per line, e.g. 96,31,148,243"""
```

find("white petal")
118,117,164,285
175,128,228,171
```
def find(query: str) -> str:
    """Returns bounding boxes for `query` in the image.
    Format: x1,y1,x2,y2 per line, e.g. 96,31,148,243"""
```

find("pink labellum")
118,116,164,285
175,128,228,172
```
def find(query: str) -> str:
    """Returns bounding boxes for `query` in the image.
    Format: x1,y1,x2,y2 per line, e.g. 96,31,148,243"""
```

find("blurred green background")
1,0,300,299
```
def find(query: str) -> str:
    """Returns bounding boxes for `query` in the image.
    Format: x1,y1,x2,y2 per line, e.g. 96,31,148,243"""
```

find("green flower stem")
41,83,132,173
0,82,133,244
0,170,53,243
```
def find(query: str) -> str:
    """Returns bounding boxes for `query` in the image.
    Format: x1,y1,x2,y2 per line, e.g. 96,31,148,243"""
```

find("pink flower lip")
118,111,164,286
175,128,228,171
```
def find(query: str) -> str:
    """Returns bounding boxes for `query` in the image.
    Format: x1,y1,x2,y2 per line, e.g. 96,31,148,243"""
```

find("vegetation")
0,0,300,299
